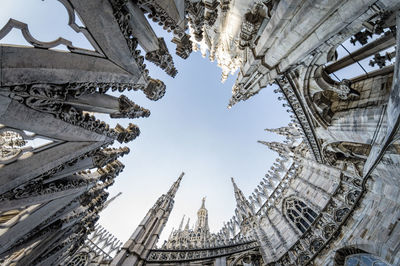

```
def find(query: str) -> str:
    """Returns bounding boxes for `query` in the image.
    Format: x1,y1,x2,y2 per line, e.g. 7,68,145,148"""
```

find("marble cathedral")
0,0,399,265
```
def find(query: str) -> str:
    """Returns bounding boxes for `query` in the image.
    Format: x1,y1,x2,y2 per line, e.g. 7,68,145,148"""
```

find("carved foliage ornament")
111,95,151,119
109,0,149,79
239,3,265,50
136,0,192,59
145,38,178,77
185,0,205,42
0,177,92,203
5,84,140,143
204,0,219,26
0,128,31,164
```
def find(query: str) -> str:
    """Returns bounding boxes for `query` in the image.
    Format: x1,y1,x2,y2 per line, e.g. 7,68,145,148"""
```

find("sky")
1,0,393,248
0,0,290,245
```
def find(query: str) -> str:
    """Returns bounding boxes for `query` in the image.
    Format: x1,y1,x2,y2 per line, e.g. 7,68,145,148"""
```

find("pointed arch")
333,246,390,266
282,196,318,234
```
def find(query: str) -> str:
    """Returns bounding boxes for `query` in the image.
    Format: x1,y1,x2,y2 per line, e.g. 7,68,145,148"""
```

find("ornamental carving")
4,84,141,142
350,11,396,46
143,78,167,101
0,177,92,203
314,67,360,100
269,173,363,266
109,0,149,79
96,160,125,182
93,147,130,168
334,207,350,223
136,0,193,59
309,238,324,253
204,0,219,26
0,128,31,164
276,75,323,163
322,223,336,239
186,0,205,42
346,190,361,205
220,0,230,12
148,241,258,262
145,38,178,77
171,34,193,59
111,95,150,119
239,3,265,50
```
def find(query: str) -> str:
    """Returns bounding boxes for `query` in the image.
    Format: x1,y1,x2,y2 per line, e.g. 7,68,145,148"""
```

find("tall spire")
111,172,184,266
231,178,254,219
101,192,122,211
195,197,209,231
264,123,301,140
258,140,295,156
231,178,247,204
168,172,185,198
185,218,191,230
178,215,186,231
201,196,206,208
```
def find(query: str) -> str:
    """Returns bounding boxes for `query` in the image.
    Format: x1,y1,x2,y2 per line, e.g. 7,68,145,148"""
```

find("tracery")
284,197,317,234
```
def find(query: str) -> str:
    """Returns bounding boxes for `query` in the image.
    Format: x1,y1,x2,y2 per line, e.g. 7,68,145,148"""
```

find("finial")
101,192,122,211
185,218,190,230
168,227,175,239
201,197,206,208
167,172,185,198
178,215,185,230
231,177,239,191
178,172,185,181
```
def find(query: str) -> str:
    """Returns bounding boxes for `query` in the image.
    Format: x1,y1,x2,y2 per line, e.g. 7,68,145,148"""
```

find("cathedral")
0,0,399,265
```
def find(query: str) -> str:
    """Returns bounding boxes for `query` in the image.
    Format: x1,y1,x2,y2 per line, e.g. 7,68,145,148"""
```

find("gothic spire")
257,140,294,156
231,177,246,204
201,196,206,209
231,178,254,218
111,172,185,266
102,192,122,211
264,123,301,139
167,172,185,198
178,215,185,231
196,197,209,231
168,227,175,240
185,218,191,230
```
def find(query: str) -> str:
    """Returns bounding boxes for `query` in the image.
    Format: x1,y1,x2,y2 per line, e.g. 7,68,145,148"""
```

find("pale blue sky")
0,0,290,244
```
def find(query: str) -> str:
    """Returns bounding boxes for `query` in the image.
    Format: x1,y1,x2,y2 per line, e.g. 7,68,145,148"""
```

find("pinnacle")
201,197,206,209
167,172,185,198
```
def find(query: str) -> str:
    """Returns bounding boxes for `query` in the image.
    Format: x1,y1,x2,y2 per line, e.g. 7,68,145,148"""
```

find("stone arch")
333,245,390,266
